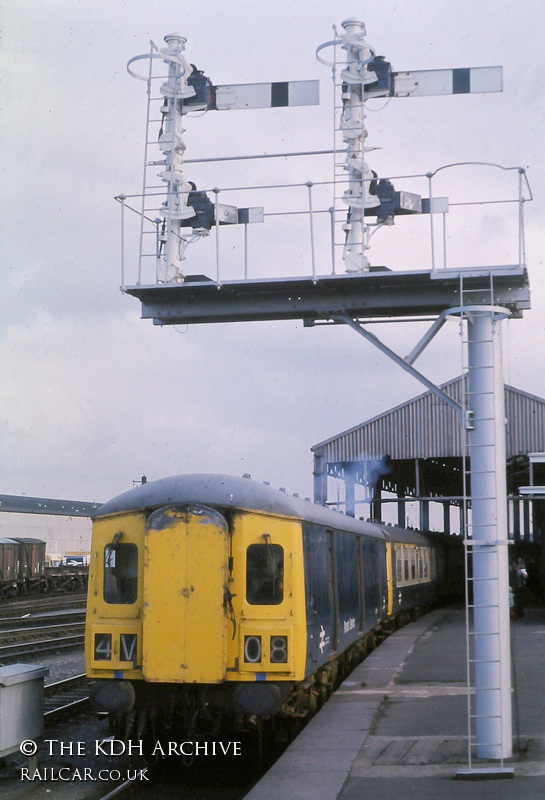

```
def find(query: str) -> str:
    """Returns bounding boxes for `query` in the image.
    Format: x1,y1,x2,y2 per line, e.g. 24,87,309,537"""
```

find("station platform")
245,606,545,800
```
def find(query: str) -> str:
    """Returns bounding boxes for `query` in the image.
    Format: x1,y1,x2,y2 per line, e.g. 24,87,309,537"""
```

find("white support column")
313,454,328,506
157,34,197,283
467,308,512,760
127,34,205,285
316,19,381,273
345,467,356,518
339,20,381,272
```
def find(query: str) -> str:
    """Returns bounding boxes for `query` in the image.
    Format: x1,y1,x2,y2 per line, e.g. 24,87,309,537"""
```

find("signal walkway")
244,606,545,800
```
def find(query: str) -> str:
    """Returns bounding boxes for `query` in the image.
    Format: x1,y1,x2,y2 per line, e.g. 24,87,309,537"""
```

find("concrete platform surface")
244,606,545,800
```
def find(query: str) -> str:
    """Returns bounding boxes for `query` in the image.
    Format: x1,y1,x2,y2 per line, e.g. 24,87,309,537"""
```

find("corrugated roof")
312,377,545,462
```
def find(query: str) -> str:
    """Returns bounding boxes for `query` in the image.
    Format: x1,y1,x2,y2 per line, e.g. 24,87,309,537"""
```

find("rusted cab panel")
143,504,229,683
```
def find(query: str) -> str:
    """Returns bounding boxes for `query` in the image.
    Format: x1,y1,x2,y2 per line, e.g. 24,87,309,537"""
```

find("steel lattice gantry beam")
125,266,530,325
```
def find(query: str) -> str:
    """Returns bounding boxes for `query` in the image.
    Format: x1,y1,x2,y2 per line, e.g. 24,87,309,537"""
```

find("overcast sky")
1,0,544,506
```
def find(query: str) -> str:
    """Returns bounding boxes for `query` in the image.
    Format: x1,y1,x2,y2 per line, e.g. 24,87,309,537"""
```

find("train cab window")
103,543,138,604
246,544,284,605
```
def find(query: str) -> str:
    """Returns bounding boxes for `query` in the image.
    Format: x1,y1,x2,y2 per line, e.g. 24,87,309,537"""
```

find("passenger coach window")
396,552,403,583
246,544,284,605
103,543,138,604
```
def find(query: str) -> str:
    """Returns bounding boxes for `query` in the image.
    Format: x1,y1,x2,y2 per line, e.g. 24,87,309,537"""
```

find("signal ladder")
134,40,177,285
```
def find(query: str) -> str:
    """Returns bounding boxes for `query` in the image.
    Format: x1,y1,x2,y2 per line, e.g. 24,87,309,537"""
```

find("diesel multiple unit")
86,473,460,740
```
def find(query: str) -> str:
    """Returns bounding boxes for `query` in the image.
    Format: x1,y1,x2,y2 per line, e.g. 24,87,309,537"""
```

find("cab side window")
246,543,284,605
104,543,138,604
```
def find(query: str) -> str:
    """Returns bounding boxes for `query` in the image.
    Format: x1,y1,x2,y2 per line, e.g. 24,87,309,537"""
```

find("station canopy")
312,376,545,500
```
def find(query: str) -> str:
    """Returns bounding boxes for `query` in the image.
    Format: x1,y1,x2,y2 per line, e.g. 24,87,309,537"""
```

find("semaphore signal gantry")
119,18,513,289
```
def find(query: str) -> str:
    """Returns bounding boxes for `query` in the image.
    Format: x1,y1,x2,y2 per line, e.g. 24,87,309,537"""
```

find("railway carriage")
0,537,87,596
13,537,46,586
86,473,459,739
0,537,46,596
0,537,20,596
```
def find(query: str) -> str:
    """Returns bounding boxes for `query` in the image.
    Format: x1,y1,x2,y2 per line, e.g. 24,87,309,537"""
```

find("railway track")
93,754,263,800
44,673,89,723
0,595,87,662
1,584,87,602
0,592,87,618
0,611,85,632
0,633,85,663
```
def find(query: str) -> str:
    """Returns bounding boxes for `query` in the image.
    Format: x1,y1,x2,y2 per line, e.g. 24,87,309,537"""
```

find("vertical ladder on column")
330,26,342,263
136,41,168,285
459,272,507,771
